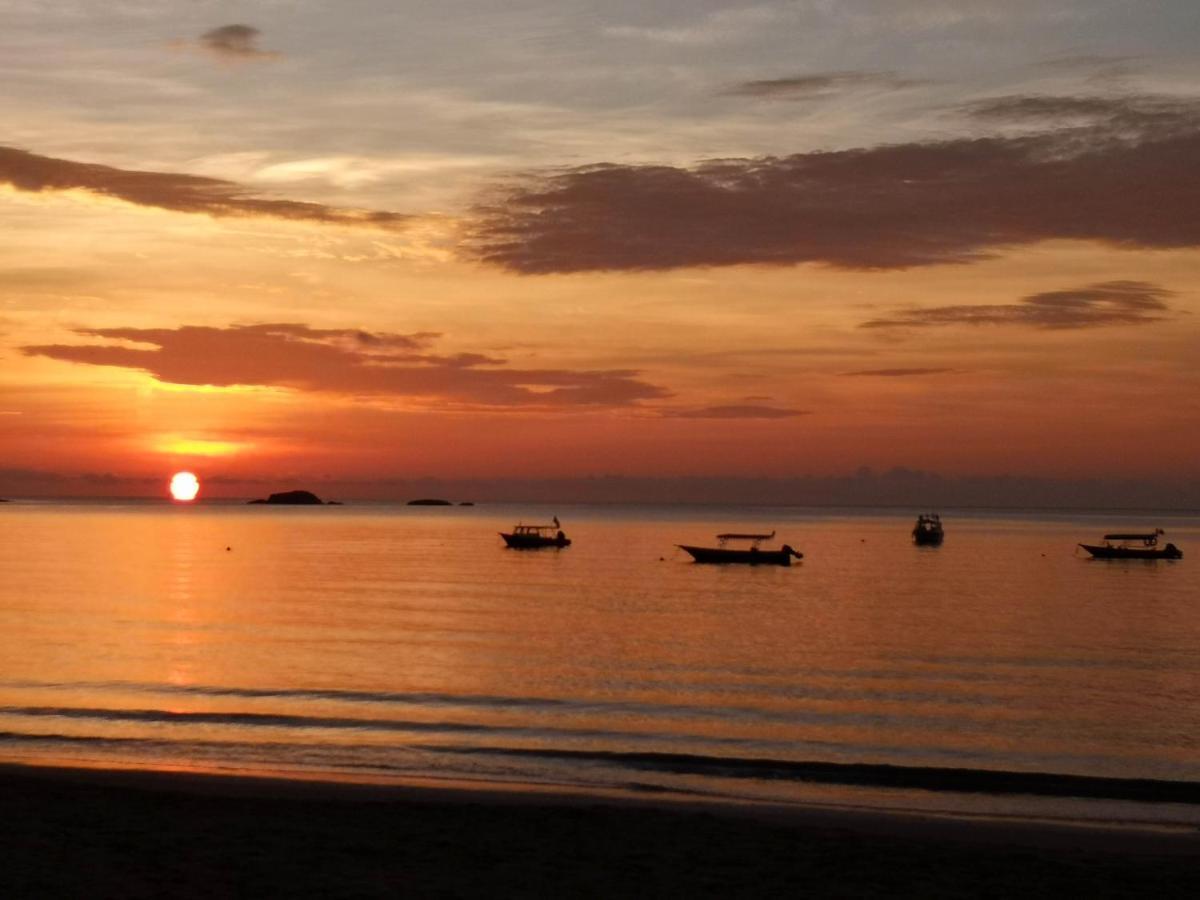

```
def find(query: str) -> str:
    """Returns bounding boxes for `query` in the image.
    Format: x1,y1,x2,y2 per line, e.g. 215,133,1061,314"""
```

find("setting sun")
169,471,200,502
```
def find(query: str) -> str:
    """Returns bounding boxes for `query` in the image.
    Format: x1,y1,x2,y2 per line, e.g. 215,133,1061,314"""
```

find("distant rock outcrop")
248,490,326,505
407,498,453,506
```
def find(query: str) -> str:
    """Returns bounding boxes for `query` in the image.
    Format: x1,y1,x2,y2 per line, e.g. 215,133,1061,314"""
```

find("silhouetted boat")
678,531,802,566
500,517,571,549
912,513,944,546
1079,529,1182,560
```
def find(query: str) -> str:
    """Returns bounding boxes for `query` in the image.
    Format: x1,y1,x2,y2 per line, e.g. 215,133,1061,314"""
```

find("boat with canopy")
500,517,571,549
1079,529,1182,560
678,530,802,566
912,513,944,546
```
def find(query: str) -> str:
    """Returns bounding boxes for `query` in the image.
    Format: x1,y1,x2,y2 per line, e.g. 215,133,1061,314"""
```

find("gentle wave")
0,705,582,737
2,680,583,710
6,724,1196,807
424,746,1200,804
0,696,1085,738
1,677,1016,710
0,704,816,749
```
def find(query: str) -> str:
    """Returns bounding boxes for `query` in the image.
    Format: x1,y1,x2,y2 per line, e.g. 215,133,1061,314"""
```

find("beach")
2,762,1198,898
3,503,1199,895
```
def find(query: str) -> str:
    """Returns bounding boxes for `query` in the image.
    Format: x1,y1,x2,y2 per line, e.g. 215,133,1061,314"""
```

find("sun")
169,471,200,502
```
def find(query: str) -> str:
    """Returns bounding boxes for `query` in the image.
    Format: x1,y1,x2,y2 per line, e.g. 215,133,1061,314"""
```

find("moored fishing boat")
678,531,802,566
1079,529,1182,560
912,513,944,546
500,517,571,549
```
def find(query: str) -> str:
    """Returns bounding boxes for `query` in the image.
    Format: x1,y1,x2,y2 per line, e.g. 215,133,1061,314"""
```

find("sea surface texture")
2,502,1198,826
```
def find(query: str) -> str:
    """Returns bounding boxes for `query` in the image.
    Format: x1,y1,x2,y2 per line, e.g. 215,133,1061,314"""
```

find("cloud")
0,468,67,485
0,146,410,229
199,25,279,62
841,368,957,376
469,92,1200,273
1038,54,1136,69
657,405,808,419
729,71,928,99
1035,55,1140,81
962,93,1200,132
602,7,782,46
860,280,1175,330
21,324,669,409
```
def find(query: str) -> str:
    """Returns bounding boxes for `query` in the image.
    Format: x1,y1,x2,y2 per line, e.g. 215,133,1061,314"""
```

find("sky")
2,1,1199,501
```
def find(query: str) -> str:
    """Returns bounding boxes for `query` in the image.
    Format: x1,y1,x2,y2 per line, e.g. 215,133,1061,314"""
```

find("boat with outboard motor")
500,517,571,549
678,531,802,566
1079,529,1182,560
912,513,944,546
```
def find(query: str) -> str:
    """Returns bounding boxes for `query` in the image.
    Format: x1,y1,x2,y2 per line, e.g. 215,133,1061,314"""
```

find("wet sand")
1,763,1197,898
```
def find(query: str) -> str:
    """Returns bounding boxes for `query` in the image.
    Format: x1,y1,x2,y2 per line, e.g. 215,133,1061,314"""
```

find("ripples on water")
1,502,1197,824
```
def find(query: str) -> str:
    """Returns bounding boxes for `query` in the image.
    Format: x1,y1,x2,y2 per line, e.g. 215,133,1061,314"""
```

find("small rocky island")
248,490,332,505
407,498,453,506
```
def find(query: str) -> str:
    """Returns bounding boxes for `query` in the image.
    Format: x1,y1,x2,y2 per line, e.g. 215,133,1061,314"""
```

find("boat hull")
912,530,944,546
678,545,799,566
500,532,570,549
1079,544,1182,560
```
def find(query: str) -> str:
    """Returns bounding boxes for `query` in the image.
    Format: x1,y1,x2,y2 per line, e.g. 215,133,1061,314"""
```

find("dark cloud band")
470,93,1200,274
657,405,808,419
21,324,668,409
841,368,957,377
199,25,278,61
861,280,1175,330
729,70,927,99
0,146,409,228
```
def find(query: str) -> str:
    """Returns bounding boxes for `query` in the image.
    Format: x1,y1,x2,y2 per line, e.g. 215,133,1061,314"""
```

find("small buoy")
226,546,232,551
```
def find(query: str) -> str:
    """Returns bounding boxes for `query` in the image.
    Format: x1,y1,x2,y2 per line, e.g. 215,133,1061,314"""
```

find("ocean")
1,500,1197,827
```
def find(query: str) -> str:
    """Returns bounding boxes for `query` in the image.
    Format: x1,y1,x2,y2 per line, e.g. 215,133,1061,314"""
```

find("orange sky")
2,3,1198,499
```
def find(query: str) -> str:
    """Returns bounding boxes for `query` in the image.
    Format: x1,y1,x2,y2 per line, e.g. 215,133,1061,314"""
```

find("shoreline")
6,758,1200,844
2,761,1198,897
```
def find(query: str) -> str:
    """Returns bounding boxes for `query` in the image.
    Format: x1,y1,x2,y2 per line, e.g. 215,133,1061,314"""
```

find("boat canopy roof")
716,530,775,543
513,523,560,535
1104,531,1162,542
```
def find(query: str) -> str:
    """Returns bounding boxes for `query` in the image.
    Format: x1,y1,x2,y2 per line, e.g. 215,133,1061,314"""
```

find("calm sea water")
1,501,1198,825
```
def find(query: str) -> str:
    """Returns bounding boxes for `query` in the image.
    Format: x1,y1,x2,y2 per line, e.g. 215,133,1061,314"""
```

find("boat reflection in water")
912,513,944,546
1079,529,1183,560
500,516,571,549
678,531,803,566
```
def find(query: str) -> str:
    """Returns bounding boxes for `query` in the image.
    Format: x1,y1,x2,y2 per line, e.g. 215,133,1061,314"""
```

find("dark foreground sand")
1,763,1197,898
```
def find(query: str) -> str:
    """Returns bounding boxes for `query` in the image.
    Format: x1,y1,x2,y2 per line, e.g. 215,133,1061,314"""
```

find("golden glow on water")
0,504,1198,823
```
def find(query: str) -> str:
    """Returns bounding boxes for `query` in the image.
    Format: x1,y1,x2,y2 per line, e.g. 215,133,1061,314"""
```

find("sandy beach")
1,763,1197,898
